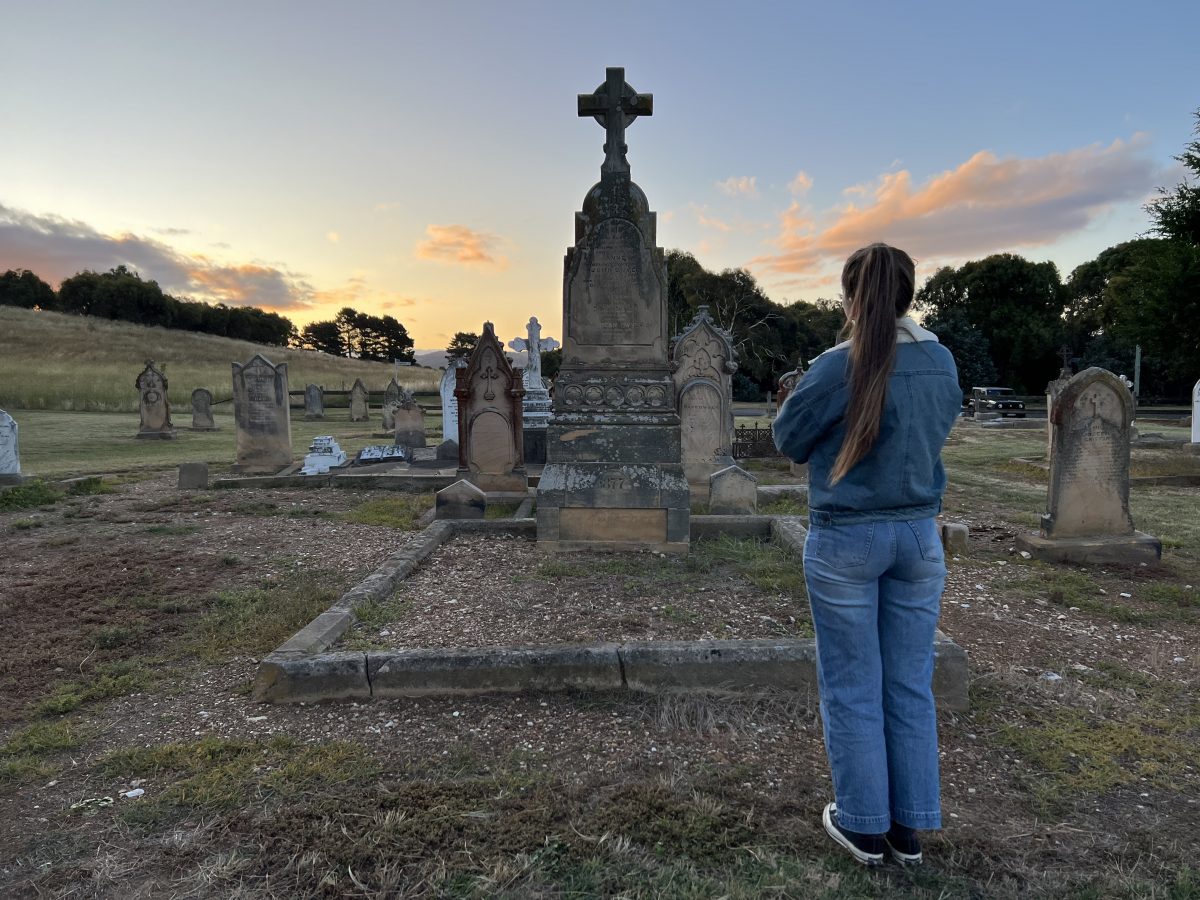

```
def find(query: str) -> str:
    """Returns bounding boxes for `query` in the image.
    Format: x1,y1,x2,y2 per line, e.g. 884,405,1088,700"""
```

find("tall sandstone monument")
537,67,690,553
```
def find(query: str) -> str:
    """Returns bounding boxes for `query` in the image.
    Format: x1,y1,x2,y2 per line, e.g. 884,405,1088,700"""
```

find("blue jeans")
803,516,945,833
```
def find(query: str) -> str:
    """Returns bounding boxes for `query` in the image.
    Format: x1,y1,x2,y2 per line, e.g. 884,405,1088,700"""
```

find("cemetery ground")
1,427,1198,897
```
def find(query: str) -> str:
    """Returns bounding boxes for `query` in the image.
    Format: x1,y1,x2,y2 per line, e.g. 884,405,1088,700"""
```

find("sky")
1,0,1197,351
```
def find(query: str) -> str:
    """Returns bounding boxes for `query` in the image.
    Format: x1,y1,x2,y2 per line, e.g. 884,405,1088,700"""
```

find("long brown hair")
829,243,916,484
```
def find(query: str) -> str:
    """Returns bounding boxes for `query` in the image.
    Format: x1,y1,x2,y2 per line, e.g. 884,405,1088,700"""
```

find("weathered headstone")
393,389,427,449
1192,378,1200,445
1016,367,1160,564
190,388,219,431
349,378,369,422
439,360,466,442
776,365,801,409
0,409,22,484
231,354,292,474
708,464,757,515
300,435,346,474
671,305,737,487
509,316,560,465
537,67,690,553
178,462,209,490
303,384,325,420
135,361,176,440
455,323,526,492
436,439,459,461
380,378,402,434
435,479,487,520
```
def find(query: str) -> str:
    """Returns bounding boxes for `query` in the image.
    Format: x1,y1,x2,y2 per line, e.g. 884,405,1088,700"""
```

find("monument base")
465,471,529,493
303,415,325,421
136,430,177,440
189,426,221,432
536,462,691,554
230,461,293,476
523,428,547,466
1015,531,1162,566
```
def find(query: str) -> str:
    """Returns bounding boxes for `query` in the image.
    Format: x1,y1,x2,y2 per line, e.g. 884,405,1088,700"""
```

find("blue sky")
1,0,1196,348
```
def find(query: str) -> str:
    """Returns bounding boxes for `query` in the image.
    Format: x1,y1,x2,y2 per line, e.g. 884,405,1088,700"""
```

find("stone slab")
619,639,818,694
331,472,457,492
369,644,624,697
177,462,209,490
690,514,774,540
1015,531,1162,565
213,474,332,489
252,651,369,703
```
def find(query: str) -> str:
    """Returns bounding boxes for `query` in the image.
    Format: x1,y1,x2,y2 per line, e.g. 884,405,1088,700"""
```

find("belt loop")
809,510,831,526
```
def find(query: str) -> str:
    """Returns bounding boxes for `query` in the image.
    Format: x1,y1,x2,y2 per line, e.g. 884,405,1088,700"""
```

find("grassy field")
0,306,441,412
12,409,446,478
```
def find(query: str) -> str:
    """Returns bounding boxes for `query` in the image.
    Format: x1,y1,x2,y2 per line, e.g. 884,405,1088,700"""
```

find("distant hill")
0,306,439,413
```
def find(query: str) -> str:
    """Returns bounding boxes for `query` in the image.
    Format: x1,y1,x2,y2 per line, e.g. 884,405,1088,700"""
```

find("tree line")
291,309,415,363
0,265,295,346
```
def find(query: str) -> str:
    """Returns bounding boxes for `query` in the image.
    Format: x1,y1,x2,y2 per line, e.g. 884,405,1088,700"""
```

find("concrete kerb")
253,515,970,710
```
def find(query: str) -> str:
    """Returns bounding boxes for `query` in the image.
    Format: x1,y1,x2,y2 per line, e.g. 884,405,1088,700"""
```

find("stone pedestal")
537,69,689,554
1015,531,1162,565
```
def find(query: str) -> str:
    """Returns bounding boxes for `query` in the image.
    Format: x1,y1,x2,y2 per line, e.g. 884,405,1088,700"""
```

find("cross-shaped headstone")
508,316,560,381
1059,344,1072,371
578,67,653,176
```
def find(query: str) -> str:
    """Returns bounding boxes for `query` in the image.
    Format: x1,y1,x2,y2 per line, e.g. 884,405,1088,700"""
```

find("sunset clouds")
0,203,315,310
716,176,758,198
414,224,508,268
752,137,1163,287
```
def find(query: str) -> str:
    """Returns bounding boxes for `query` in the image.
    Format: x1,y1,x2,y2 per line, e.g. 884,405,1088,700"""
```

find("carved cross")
1059,344,1073,373
479,364,501,401
578,67,653,176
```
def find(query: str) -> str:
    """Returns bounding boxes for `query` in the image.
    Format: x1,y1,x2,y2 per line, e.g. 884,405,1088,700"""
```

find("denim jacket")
772,317,961,524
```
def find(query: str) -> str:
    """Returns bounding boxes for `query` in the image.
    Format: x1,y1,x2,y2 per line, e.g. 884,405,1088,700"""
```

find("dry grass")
0,306,439,412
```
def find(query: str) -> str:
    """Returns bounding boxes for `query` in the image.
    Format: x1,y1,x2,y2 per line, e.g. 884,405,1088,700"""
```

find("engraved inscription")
570,219,658,347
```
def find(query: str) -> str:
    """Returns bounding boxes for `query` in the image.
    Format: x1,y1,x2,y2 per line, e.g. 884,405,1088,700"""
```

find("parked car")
966,386,1026,417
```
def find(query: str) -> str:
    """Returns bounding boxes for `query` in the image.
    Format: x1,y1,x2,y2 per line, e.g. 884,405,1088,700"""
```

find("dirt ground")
1,461,1198,898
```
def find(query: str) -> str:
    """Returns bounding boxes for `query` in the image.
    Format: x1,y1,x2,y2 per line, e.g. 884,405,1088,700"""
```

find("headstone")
134,361,176,440
1192,378,1200,445
231,354,292,474
537,67,690,553
436,479,487,520
300,435,347,474
190,388,219,431
455,323,527,492
436,439,459,461
671,305,737,488
380,378,402,434
940,522,969,556
1016,368,1160,564
439,360,466,442
509,316,560,465
303,384,324,420
1045,363,1072,460
0,409,21,484
177,462,209,490
393,389,427,449
708,464,757,515
766,391,776,419
776,365,801,409
349,378,369,422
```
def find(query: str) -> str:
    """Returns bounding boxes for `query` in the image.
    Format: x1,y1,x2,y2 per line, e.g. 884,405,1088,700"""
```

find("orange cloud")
752,136,1162,285
788,171,813,195
716,176,758,198
415,223,508,268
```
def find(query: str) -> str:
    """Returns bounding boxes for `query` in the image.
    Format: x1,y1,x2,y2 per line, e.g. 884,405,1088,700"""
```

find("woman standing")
772,243,962,866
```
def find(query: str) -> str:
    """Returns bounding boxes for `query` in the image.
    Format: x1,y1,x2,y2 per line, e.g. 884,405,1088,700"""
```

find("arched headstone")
303,384,324,420
231,354,292,474
349,379,369,422
379,378,401,434
671,305,737,486
135,361,176,440
190,388,219,431
1016,367,1160,564
456,322,526,492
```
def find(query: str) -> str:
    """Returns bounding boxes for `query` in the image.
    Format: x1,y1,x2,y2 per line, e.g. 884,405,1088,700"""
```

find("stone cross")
1059,344,1072,372
508,316,560,385
578,67,653,176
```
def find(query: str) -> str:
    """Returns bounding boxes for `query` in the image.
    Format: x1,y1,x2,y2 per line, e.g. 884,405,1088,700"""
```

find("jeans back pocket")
908,518,945,563
810,522,875,568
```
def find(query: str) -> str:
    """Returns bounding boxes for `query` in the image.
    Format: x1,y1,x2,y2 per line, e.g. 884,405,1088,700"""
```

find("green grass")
341,494,433,529
0,721,83,785
190,577,342,661
36,659,157,716
0,305,436,412
760,496,808,516
0,479,63,511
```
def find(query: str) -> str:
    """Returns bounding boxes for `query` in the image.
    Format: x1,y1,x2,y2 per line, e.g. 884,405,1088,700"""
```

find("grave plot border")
252,516,968,710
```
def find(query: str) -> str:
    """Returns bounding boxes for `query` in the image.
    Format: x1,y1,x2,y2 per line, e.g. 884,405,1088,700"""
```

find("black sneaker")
822,803,885,867
885,821,923,865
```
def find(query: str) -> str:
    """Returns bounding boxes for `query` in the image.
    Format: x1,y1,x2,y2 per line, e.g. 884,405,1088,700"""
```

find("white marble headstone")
440,360,466,442
0,409,20,475
1192,378,1199,444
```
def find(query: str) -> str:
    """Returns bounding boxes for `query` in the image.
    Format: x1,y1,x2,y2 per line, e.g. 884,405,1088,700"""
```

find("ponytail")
829,243,916,484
